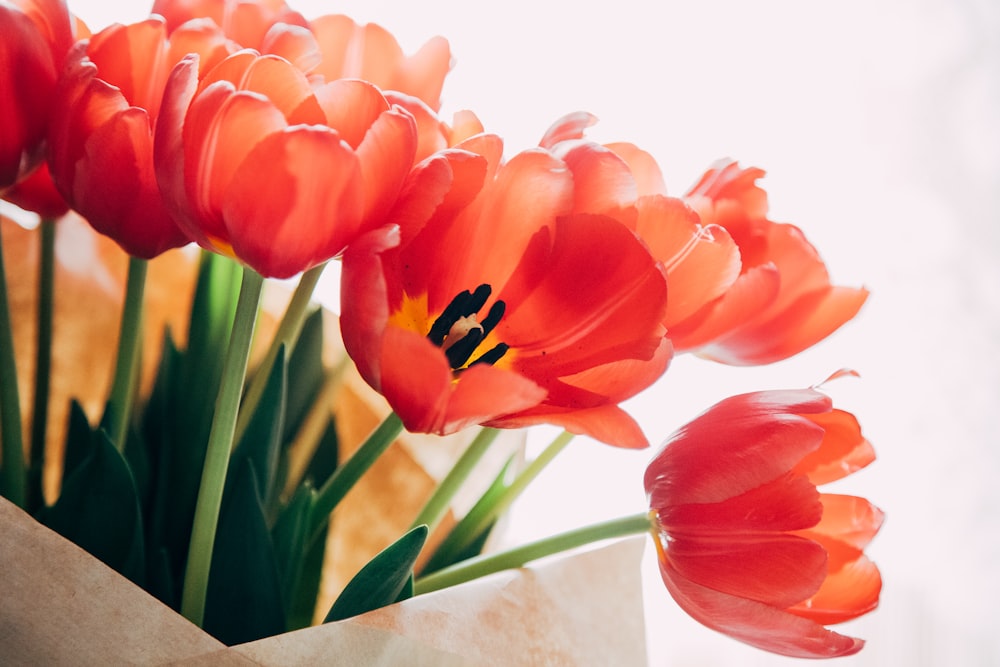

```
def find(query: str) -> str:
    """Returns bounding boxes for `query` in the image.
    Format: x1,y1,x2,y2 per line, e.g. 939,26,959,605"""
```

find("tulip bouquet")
0,0,883,661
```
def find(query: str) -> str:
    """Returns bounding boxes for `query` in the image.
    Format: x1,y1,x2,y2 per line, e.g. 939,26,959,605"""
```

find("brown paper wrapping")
0,495,647,665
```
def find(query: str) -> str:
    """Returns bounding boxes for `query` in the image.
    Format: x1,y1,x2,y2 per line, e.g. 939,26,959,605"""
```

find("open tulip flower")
340,136,672,447
0,0,80,213
672,161,870,364
644,384,882,658
154,47,418,278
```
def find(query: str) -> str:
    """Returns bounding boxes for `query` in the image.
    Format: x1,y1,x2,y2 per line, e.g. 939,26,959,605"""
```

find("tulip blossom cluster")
0,0,881,659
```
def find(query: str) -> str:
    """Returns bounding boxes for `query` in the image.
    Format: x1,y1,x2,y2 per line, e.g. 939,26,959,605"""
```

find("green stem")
180,267,264,627
235,262,326,444
414,512,652,595
409,427,501,534
433,430,575,564
27,219,55,511
308,412,404,545
0,228,25,508
106,256,148,451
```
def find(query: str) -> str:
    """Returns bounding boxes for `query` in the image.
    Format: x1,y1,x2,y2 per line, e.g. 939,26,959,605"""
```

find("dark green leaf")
271,482,315,628
60,400,95,495
301,417,339,490
38,429,145,586
282,307,326,445
323,525,428,623
204,459,286,645
228,345,287,513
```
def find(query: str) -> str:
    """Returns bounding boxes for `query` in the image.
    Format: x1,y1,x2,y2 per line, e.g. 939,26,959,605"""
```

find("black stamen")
445,327,484,368
465,284,492,316
428,289,473,345
479,300,505,338
470,342,510,367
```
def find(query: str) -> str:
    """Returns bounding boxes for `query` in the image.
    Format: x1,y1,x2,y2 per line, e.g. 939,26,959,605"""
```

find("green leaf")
38,429,145,586
282,307,326,445
228,345,287,513
271,482,315,628
60,399,95,493
419,456,516,575
323,525,428,623
301,417,339,490
284,489,328,630
203,459,286,645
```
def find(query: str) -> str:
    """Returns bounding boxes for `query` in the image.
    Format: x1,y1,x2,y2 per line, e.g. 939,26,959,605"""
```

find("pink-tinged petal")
501,214,667,376
314,78,390,149
659,559,865,658
308,13,355,80
182,81,286,244
355,105,417,225
340,226,400,386
226,2,307,50
197,48,257,94
645,390,831,506
260,22,322,75
489,403,650,449
795,410,876,484
154,54,203,236
221,126,363,278
538,111,597,149
658,472,822,535
666,533,827,608
789,554,882,625
669,264,781,353
605,141,667,197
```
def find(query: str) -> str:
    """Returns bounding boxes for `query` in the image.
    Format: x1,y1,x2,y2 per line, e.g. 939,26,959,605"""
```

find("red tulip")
340,135,671,448
0,0,79,214
151,0,309,44
672,161,869,364
47,17,232,258
644,385,882,658
154,48,418,278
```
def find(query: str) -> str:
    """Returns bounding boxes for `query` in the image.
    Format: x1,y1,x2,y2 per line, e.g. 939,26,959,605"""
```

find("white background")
68,1,1000,664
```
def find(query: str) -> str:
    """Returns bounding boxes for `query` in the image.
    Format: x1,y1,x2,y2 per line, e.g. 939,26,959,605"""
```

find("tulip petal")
538,111,598,149
314,78,390,149
789,554,882,624
154,54,201,236
659,559,865,658
796,410,876,484
86,18,169,116
604,141,667,197
489,403,650,449
221,126,363,278
556,141,638,215
645,389,832,506
355,105,417,225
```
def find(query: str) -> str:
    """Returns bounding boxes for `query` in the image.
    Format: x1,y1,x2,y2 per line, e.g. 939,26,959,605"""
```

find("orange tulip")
309,14,452,112
672,161,870,364
150,0,309,45
645,385,882,658
47,17,232,258
0,0,80,214
538,113,743,341
340,135,671,448
154,48,418,278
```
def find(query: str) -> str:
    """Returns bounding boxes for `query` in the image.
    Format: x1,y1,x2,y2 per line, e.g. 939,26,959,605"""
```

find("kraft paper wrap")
0,496,647,665
1,215,649,664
